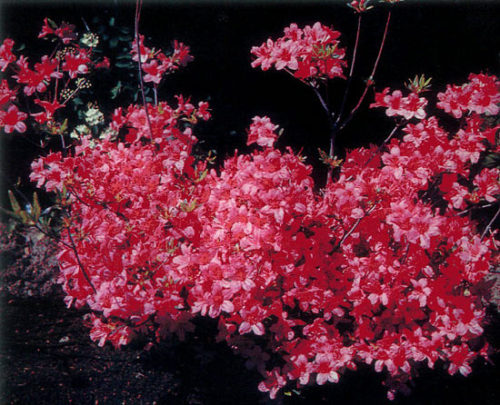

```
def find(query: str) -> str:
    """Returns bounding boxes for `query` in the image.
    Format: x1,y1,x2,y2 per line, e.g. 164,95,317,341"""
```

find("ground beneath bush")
0,291,267,404
1,290,500,405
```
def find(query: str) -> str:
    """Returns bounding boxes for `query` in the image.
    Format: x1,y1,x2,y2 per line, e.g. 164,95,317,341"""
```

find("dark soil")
0,291,267,405
2,291,500,405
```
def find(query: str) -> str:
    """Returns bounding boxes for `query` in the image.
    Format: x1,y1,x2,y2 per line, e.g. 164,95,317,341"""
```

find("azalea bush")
1,0,499,401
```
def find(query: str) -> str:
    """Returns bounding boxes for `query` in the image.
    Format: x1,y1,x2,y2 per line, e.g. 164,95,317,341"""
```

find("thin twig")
457,203,494,216
363,122,401,168
134,0,154,139
338,11,391,132
59,133,66,150
66,185,129,222
481,205,500,241
337,202,378,248
60,79,87,107
334,13,362,128
312,85,332,120
311,85,337,183
66,227,97,293
311,85,336,155
33,222,72,249
153,85,158,107
81,17,91,32
400,242,411,265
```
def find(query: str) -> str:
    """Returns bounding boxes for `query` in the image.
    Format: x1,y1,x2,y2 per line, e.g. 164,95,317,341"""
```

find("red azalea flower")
39,18,76,44
0,104,28,133
13,56,47,96
171,40,193,67
0,79,16,108
0,38,16,71
95,57,110,69
34,55,63,81
62,49,90,79
38,18,54,39
251,22,347,81
246,116,279,147
31,98,64,123
348,0,374,13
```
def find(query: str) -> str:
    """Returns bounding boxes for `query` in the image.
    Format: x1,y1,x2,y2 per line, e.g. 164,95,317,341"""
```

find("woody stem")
134,0,154,139
338,10,391,132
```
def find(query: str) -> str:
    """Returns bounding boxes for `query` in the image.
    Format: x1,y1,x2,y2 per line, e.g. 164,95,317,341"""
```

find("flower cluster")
437,73,500,118
348,0,403,13
131,35,193,85
0,20,108,134
38,17,77,44
30,97,211,347
251,22,347,81
246,115,280,147
221,90,497,399
348,0,374,13
370,87,428,120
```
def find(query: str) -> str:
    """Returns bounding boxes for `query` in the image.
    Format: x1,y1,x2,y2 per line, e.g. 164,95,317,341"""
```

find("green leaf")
483,153,500,168
8,190,21,214
47,18,58,29
60,118,68,133
116,61,133,68
110,81,122,99
0,205,20,220
19,210,32,225
32,192,41,222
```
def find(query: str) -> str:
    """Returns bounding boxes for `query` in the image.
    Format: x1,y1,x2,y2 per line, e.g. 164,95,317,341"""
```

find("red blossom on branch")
437,73,500,118
131,36,193,86
38,18,77,44
0,104,27,133
370,87,427,120
0,38,16,71
251,22,347,82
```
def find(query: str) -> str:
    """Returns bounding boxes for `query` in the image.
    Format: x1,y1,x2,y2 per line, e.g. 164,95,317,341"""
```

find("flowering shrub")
2,3,499,402
0,19,108,139
250,22,347,82
132,35,192,85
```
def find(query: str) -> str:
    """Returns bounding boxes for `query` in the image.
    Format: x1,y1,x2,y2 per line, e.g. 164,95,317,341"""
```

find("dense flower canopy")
1,12,498,402
30,71,499,399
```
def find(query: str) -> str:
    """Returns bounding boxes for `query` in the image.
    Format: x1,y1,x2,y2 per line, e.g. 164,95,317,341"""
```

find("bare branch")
134,0,154,139
66,227,97,294
481,204,500,241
